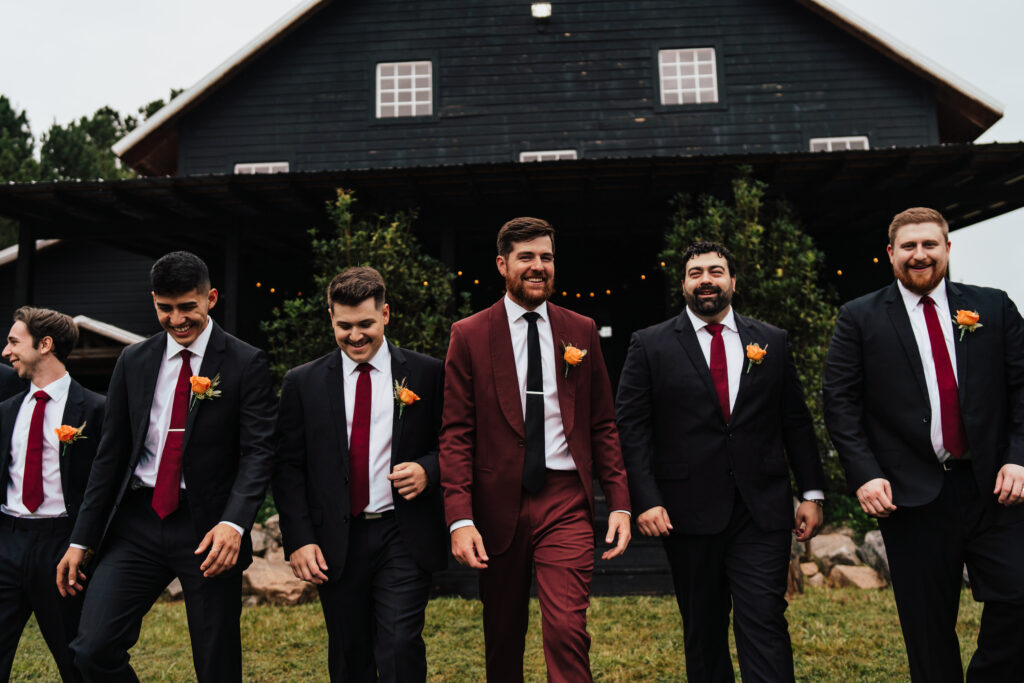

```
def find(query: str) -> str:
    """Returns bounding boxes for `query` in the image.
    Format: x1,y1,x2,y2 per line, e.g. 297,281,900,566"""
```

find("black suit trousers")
316,515,431,683
878,465,1024,683
662,494,794,683
70,488,242,683
0,516,82,683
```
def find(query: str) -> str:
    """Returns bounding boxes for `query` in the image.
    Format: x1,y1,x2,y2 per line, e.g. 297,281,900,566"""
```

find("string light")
255,282,262,288
562,291,568,296
640,274,646,280
605,289,611,295
269,287,276,293
836,270,843,276
872,257,879,263
576,293,582,298
457,270,463,276
423,280,429,286
473,279,479,285
589,292,595,298
660,261,666,267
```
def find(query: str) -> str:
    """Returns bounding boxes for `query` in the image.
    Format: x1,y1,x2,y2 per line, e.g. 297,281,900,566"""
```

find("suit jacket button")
923,417,929,423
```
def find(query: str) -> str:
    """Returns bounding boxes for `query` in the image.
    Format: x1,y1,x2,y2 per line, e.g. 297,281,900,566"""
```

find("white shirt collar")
504,293,549,324
686,305,738,334
897,278,948,313
29,371,71,402
165,317,215,362
340,337,391,377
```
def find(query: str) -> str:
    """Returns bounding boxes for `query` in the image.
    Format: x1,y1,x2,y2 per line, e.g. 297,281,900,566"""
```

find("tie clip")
167,428,185,432
525,390,544,395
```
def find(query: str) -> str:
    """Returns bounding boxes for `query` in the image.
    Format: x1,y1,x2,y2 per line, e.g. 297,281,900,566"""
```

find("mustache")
695,286,721,294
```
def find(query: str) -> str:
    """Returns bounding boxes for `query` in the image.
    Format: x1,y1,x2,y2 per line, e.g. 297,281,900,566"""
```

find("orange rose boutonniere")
745,343,767,374
188,373,222,411
561,342,588,378
393,377,420,419
954,310,982,341
54,422,87,457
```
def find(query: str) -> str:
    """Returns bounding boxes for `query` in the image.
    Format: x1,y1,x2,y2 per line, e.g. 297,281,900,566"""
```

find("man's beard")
506,271,554,307
894,259,947,295
684,285,732,317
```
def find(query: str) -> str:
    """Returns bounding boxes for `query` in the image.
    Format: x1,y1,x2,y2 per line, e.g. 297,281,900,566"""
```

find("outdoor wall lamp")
531,3,552,20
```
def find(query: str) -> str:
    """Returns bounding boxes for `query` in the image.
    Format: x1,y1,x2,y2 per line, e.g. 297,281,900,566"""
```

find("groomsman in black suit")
56,251,276,682
824,207,1024,681
1,307,104,681
274,266,446,682
0,362,24,401
616,241,826,682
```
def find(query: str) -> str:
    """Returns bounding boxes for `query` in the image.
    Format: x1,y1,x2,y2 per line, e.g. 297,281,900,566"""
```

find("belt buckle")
361,511,384,520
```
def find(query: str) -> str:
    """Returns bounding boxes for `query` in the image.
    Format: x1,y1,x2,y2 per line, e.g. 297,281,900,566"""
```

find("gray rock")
262,514,282,545
250,527,269,556
808,533,860,575
164,577,184,601
241,557,317,606
856,530,891,584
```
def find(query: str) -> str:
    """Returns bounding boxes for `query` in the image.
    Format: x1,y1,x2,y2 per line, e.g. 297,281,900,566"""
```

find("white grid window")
377,61,433,118
810,136,870,152
659,48,718,105
233,161,289,174
519,150,578,163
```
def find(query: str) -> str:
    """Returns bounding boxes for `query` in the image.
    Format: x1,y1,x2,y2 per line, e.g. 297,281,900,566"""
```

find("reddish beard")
506,272,554,307
894,259,947,295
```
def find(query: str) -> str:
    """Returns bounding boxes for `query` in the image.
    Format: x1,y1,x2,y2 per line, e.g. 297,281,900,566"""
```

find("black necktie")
522,311,546,493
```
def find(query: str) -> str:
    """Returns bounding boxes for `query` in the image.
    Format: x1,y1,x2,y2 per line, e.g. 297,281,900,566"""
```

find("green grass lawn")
12,587,982,681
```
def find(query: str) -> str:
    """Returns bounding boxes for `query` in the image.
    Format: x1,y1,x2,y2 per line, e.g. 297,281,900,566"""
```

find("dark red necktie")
706,324,730,423
153,349,192,518
22,390,51,512
349,363,372,517
921,297,969,458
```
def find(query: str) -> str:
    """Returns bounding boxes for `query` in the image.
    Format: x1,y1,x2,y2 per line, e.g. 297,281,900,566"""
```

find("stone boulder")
262,515,283,546
250,526,269,557
808,533,859,575
800,562,820,577
807,573,826,588
242,557,317,606
856,530,890,584
827,565,887,590
164,577,184,601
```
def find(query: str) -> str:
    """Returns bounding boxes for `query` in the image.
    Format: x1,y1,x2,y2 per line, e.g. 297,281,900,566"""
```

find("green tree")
260,189,471,382
0,96,40,182
39,105,137,181
659,169,865,527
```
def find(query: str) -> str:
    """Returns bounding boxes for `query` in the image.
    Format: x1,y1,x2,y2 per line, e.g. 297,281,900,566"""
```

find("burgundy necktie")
153,349,192,518
22,390,51,512
921,297,969,458
349,363,372,517
706,324,730,423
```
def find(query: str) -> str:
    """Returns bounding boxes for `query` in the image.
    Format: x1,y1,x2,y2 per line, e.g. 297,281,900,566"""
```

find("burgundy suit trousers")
479,470,594,683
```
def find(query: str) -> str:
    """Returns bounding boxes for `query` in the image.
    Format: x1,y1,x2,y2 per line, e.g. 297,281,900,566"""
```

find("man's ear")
207,288,219,310
496,255,508,278
37,335,55,356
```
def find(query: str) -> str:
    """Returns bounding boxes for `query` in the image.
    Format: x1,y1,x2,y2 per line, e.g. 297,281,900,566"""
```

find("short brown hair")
496,217,555,258
13,306,79,363
327,266,386,308
888,207,948,245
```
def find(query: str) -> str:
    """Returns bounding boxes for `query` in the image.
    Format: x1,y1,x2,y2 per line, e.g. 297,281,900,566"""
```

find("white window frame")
658,48,718,105
809,136,870,152
376,61,433,119
519,150,578,163
233,161,289,174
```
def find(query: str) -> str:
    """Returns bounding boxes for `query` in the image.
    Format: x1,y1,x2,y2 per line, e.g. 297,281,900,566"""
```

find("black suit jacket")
273,341,447,579
0,378,105,518
823,280,1024,506
0,364,24,402
616,311,825,534
71,322,277,567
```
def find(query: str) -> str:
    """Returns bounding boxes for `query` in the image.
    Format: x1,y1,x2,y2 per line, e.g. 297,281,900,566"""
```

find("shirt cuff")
219,521,245,536
610,509,631,516
801,490,825,501
69,543,89,550
450,519,475,533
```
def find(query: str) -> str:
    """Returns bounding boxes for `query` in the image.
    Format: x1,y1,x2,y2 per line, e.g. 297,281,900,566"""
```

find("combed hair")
888,207,948,245
327,266,386,308
682,241,737,277
496,217,555,257
151,251,211,295
13,306,79,363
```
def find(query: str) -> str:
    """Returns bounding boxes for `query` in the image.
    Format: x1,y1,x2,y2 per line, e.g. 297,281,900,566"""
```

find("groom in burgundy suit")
440,217,631,682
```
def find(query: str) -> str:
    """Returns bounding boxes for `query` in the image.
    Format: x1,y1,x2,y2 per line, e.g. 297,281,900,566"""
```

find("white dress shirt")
2,372,71,518
897,279,960,462
686,306,823,501
340,340,395,515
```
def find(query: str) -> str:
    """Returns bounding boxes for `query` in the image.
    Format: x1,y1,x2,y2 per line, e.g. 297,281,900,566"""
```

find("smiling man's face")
330,298,389,363
887,221,950,295
152,287,218,347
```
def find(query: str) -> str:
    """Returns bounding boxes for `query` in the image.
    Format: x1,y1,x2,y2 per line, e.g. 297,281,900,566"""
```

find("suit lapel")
58,380,85,503
0,391,26,501
325,351,349,469
731,313,758,420
945,281,970,404
389,342,407,464
489,301,526,438
132,334,166,465
181,323,226,457
885,283,930,406
673,312,722,418
546,304,577,437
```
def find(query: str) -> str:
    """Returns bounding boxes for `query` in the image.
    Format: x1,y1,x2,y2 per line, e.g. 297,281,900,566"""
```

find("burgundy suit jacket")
440,298,631,555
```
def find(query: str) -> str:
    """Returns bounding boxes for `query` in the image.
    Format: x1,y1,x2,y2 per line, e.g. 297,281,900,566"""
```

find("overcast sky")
2,0,1022,301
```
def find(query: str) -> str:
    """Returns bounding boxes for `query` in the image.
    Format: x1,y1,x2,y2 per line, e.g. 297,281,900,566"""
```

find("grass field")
13,587,982,681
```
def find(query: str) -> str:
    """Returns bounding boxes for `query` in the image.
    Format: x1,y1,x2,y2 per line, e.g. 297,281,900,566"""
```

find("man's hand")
636,506,673,537
602,511,631,560
195,523,242,577
994,464,1024,506
451,525,489,569
289,543,329,584
56,546,89,597
856,478,897,517
794,501,824,542
388,462,428,500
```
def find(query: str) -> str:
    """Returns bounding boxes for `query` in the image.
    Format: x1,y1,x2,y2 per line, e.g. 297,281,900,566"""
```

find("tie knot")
357,363,373,375
522,311,540,325
33,390,50,402
921,296,935,307
705,323,724,337
180,349,191,360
